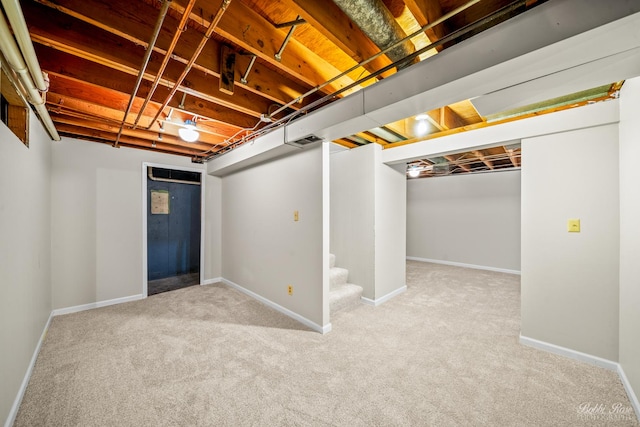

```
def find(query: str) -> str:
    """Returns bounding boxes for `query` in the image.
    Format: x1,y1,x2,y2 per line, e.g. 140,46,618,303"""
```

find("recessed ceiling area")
389,81,622,178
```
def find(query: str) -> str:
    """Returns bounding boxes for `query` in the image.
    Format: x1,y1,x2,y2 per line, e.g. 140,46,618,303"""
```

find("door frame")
142,162,206,297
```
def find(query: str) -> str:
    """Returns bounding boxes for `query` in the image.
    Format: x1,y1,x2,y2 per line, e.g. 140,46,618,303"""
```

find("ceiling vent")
286,134,323,148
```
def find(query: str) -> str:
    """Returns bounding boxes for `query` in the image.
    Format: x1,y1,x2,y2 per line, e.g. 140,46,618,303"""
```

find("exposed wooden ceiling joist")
13,0,566,159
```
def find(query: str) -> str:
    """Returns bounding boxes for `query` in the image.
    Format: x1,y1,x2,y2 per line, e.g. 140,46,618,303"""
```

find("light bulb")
178,119,200,142
415,120,428,136
408,167,420,178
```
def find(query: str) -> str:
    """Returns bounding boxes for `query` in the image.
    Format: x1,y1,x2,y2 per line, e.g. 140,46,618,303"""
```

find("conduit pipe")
115,0,172,147
145,0,232,131
0,7,60,140
132,0,198,129
332,0,417,70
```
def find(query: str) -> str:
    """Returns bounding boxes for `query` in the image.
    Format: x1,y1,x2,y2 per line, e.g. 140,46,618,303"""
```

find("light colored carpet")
15,261,639,426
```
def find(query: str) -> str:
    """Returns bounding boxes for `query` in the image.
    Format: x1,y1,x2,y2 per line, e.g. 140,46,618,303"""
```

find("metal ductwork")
332,0,417,70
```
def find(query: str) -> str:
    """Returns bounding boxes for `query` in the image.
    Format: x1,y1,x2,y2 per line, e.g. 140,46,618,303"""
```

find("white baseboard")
220,278,330,334
407,256,521,275
519,335,618,371
361,285,407,307
5,312,53,427
520,335,639,422
51,294,144,316
618,364,640,422
203,277,222,285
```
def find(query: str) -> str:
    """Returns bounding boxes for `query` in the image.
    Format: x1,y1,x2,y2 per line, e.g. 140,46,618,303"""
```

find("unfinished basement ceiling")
7,0,549,161
402,81,623,178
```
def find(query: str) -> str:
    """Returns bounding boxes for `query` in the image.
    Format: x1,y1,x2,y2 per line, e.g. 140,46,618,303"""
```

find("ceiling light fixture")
415,120,428,136
408,167,420,178
178,119,199,142
414,113,430,137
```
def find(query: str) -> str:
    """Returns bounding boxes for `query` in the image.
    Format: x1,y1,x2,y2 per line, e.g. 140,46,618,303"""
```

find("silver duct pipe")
332,0,417,69
0,7,60,141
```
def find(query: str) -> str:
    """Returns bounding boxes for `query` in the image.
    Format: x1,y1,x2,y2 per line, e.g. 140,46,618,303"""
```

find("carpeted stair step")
329,283,363,314
329,267,349,287
329,253,336,269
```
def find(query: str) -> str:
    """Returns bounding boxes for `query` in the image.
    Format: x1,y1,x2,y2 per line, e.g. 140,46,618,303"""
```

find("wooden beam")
37,46,256,132
332,138,358,149
426,106,467,131
46,91,229,148
56,122,206,157
46,86,234,146
219,45,236,96
51,114,222,150
31,0,317,107
504,146,520,167
174,0,362,95
444,154,472,172
358,131,388,145
404,0,448,46
385,93,616,150
472,150,494,170
25,9,276,119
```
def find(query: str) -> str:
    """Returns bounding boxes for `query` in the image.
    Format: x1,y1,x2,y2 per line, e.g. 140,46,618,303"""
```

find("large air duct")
332,0,417,69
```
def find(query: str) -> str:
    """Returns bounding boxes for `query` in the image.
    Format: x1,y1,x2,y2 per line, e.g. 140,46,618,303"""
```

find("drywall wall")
619,77,640,411
221,145,324,328
51,138,218,309
374,152,406,299
330,144,376,298
205,175,222,280
0,114,52,425
330,143,406,301
521,123,619,361
407,170,521,272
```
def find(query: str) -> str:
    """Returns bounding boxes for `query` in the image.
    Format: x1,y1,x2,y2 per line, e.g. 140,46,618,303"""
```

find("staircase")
329,253,363,314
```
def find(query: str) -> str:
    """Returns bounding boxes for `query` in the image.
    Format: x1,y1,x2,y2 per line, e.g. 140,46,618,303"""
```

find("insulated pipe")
1,0,47,91
115,0,172,147
332,0,417,70
0,9,60,140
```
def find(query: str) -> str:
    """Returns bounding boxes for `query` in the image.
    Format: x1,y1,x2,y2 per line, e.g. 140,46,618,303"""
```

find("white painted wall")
0,114,52,425
221,145,325,328
330,143,406,301
619,77,640,410
205,175,222,280
521,124,619,361
407,170,521,272
330,144,375,298
374,155,406,298
51,138,220,309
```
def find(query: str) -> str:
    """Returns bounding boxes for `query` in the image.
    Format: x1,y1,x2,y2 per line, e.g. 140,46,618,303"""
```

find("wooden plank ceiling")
14,0,612,170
